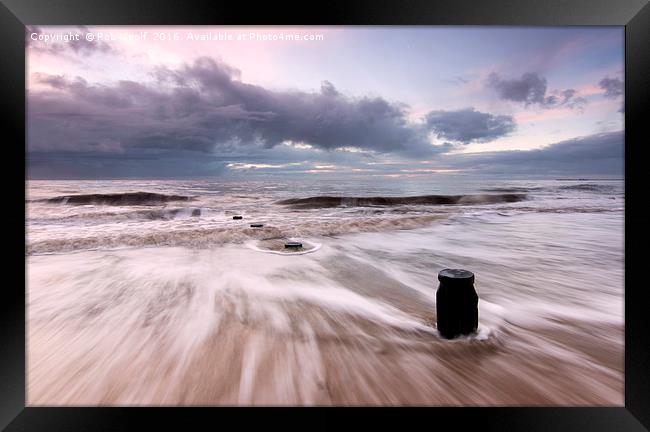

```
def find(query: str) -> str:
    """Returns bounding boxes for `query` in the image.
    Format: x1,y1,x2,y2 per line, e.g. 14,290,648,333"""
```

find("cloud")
487,72,586,111
31,56,513,163
45,50,634,180
440,130,623,175
30,55,621,179
599,76,623,99
27,150,228,179
487,72,548,106
33,73,138,108
30,57,444,158
28,129,623,179
223,131,624,178
320,80,340,97
599,76,624,113
425,108,516,144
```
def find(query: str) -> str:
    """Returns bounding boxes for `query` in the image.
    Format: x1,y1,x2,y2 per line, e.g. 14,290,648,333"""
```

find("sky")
26,26,624,179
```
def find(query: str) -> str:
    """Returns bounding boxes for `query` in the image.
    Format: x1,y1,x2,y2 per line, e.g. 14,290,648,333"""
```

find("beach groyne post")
436,269,478,339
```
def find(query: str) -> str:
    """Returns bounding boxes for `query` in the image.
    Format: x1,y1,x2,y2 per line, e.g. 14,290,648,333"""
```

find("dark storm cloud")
425,108,516,144
487,72,586,111
152,57,437,154
440,131,623,175
27,128,623,179
599,76,623,99
30,57,432,156
34,55,587,178
28,150,228,179
220,131,624,178
27,26,116,57
30,56,513,163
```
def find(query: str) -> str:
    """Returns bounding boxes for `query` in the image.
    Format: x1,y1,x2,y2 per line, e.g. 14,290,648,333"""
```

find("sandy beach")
26,178,624,405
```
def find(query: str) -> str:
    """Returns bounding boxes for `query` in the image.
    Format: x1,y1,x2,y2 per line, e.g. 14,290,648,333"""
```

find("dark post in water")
436,269,478,339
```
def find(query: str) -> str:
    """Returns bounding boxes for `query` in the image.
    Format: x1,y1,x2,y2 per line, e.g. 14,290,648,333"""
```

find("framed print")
2,0,649,429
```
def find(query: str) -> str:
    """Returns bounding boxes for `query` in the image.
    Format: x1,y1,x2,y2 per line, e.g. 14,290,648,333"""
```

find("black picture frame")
2,0,649,429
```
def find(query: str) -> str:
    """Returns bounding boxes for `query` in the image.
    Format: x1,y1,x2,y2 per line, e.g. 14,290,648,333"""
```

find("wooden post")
436,269,478,339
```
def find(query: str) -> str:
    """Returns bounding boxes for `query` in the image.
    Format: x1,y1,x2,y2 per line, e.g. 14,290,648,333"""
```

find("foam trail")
26,178,624,405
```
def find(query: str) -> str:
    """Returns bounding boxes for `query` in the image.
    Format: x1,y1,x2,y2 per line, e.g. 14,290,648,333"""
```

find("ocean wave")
557,184,619,192
276,193,527,209
491,206,622,216
481,187,542,193
39,192,194,206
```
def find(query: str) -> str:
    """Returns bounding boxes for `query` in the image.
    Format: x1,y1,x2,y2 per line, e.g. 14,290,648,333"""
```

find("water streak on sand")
26,178,624,405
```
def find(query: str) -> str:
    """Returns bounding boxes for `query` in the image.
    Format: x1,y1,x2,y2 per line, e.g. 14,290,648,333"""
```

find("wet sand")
27,245,623,406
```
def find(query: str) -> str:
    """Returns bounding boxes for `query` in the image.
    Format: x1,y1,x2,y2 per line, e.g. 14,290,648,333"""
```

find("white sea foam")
26,178,624,405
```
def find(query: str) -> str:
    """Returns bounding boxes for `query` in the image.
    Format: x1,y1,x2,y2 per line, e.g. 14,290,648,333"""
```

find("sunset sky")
26,26,624,178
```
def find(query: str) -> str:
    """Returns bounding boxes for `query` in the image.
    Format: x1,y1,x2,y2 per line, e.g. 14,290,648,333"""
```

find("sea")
25,176,624,405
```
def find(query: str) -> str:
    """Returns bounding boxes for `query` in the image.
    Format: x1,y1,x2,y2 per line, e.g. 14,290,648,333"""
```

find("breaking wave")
558,184,619,192
482,184,622,194
276,193,527,209
40,192,194,206
480,187,542,193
